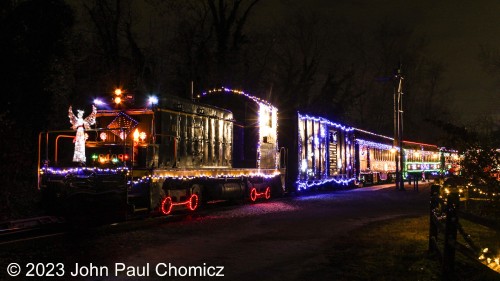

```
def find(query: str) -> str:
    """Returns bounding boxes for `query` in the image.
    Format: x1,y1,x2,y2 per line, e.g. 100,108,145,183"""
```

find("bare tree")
207,0,261,69
262,11,327,111
80,0,150,93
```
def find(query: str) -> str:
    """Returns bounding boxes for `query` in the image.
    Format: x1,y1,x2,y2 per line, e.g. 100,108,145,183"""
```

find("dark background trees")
0,0,74,219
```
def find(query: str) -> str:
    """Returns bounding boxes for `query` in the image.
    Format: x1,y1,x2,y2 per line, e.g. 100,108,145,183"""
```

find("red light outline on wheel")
250,186,271,202
161,194,199,215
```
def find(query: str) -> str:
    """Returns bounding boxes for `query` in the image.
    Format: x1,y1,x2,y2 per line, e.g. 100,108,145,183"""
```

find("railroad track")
0,216,68,245
0,211,207,245
0,199,267,245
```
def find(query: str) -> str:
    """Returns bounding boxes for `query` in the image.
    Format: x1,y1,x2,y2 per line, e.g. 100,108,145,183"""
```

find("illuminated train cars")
38,87,455,218
403,141,441,180
281,113,356,191
353,128,454,186
38,90,282,217
201,90,358,193
354,129,397,186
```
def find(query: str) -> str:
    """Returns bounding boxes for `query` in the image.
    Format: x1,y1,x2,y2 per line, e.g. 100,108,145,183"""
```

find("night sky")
253,0,500,123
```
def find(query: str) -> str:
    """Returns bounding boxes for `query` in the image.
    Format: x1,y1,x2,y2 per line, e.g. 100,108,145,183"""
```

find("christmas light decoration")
68,105,97,163
405,162,441,171
257,103,278,168
299,113,354,132
356,139,396,151
200,87,279,169
249,186,271,202
125,169,282,187
296,113,355,191
161,194,199,215
107,111,139,140
403,140,438,149
100,132,107,141
40,166,129,176
199,87,276,109
296,177,355,191
151,169,280,181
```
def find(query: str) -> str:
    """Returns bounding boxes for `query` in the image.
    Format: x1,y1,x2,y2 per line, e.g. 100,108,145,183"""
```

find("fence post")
429,184,440,253
442,192,459,280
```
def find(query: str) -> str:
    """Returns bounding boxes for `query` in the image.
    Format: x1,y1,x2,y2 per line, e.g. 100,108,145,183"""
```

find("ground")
1,183,497,280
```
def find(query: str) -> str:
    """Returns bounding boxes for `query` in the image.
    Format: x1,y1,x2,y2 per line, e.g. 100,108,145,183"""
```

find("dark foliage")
0,0,74,219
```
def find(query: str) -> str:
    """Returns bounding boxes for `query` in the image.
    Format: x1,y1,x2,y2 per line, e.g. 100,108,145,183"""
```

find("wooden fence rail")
428,184,499,280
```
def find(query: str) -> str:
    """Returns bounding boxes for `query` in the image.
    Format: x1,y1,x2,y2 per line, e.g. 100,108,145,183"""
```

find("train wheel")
250,187,257,202
190,184,203,209
188,194,199,211
265,186,271,200
161,196,173,215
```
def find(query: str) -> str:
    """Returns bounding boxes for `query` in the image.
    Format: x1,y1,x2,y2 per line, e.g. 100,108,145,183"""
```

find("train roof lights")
200,87,277,110
356,139,397,151
298,113,354,132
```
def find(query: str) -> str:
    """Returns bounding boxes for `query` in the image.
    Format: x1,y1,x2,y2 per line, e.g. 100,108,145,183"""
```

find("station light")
114,89,122,96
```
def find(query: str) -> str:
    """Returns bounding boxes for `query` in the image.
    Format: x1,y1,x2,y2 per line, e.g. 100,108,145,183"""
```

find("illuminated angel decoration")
68,105,97,163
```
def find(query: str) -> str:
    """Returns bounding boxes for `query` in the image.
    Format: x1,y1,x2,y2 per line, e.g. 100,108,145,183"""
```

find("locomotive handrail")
37,127,131,189
54,135,76,164
39,127,130,134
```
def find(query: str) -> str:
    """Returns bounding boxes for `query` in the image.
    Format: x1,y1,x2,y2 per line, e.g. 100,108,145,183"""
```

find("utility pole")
394,67,405,191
